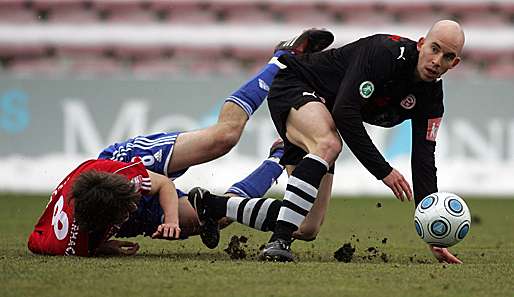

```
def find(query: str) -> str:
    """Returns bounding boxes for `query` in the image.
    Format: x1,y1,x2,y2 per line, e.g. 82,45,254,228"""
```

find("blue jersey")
115,191,188,239
98,132,189,179
99,133,190,239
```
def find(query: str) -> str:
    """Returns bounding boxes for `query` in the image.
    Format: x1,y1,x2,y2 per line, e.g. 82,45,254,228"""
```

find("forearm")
158,181,179,225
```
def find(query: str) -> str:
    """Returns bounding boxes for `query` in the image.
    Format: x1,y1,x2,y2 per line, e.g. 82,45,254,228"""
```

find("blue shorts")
116,189,188,239
98,132,189,179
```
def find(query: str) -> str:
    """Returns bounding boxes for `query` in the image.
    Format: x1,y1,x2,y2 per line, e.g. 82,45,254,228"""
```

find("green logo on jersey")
359,81,374,99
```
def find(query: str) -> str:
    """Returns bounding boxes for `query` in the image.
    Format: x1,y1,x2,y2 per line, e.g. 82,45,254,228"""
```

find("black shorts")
267,69,326,166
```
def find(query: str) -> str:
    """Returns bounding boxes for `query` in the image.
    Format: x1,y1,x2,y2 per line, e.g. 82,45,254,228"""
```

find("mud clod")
334,243,355,263
224,235,248,260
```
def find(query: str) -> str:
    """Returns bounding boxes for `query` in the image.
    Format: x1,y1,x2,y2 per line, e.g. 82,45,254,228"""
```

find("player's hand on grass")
152,222,181,239
429,245,463,264
97,240,140,256
382,168,413,202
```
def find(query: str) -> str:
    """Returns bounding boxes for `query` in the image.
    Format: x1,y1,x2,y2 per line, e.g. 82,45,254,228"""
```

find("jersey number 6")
52,196,69,240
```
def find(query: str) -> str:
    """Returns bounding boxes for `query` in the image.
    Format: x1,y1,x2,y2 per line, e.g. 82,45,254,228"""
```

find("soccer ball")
414,192,471,247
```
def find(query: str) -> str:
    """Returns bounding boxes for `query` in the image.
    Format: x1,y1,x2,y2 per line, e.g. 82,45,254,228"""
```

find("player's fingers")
163,225,171,238
390,185,401,201
175,227,181,239
125,244,139,256
394,183,404,201
443,250,463,264
398,180,411,201
400,178,413,201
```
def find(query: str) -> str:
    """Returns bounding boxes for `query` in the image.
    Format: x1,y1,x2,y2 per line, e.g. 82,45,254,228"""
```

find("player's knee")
215,122,244,151
217,129,241,154
317,136,342,162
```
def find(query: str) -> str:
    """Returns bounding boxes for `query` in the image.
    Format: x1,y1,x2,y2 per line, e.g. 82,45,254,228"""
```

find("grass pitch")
0,193,513,297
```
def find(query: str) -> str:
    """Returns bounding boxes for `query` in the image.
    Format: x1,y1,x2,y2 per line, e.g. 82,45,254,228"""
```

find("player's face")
121,202,138,223
416,36,461,82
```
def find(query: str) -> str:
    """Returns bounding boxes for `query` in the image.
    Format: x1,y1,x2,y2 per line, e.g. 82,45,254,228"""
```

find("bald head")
415,20,465,81
426,20,465,55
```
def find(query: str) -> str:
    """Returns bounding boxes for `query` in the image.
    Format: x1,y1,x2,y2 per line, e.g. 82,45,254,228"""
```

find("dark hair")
72,170,141,232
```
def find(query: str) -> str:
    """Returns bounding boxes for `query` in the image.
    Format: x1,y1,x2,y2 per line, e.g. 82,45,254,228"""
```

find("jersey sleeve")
331,45,396,180
101,158,152,195
411,87,444,205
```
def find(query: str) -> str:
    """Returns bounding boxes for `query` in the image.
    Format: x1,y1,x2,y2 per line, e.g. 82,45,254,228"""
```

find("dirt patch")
224,235,248,260
334,243,355,263
362,246,389,263
376,202,382,208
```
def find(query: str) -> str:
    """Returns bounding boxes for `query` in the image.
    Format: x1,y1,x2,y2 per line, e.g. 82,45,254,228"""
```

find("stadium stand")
0,0,512,78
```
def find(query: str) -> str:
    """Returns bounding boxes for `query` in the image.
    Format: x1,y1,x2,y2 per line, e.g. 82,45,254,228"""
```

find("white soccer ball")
414,192,471,247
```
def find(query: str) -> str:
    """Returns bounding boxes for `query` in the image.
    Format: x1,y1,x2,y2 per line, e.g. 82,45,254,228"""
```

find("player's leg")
225,139,285,199
188,172,333,241
167,29,334,175
189,187,283,234
192,139,285,249
261,100,342,262
292,172,334,241
166,52,287,174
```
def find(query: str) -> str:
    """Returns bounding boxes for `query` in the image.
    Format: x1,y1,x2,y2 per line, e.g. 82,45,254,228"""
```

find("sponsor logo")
359,81,374,99
153,149,162,162
302,91,326,103
258,79,269,91
400,94,416,109
302,91,317,98
426,117,442,141
397,46,406,60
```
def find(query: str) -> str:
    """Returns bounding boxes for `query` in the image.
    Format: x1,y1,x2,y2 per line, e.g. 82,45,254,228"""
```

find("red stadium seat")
214,3,275,24
0,44,49,58
269,3,333,26
70,56,124,76
0,1,36,23
152,2,218,24
328,3,394,26
94,1,156,23
30,0,98,23
8,57,63,76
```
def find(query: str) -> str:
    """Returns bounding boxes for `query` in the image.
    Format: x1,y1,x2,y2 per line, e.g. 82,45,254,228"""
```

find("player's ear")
417,37,425,51
450,56,461,68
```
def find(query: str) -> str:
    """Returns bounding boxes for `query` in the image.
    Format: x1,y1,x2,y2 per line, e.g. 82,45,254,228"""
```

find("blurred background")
0,0,513,197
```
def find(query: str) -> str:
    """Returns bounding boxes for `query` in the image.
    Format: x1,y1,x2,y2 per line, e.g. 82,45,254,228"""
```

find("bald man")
249,20,466,263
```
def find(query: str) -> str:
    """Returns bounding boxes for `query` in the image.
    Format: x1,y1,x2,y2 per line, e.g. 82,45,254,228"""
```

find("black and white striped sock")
225,197,282,232
271,154,329,241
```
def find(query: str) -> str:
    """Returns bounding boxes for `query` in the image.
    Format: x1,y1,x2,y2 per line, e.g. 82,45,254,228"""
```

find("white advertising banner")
0,76,513,197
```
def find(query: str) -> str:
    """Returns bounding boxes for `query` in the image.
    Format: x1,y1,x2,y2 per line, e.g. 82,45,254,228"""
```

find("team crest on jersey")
130,175,143,192
359,81,374,99
400,94,416,109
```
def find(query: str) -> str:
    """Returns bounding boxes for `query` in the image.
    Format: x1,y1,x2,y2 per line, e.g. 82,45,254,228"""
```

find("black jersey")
279,34,444,202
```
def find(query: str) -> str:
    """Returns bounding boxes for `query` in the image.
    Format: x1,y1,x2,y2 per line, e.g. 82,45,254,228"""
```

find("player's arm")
412,102,461,264
96,240,140,256
411,116,440,205
331,48,412,201
146,170,181,239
